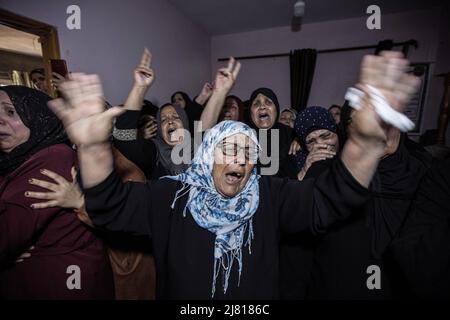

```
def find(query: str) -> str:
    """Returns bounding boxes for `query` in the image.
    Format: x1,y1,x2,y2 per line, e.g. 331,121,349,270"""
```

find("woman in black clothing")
113,103,191,179
294,106,339,180
137,99,159,140
390,158,450,299
171,82,213,133
113,49,192,179
288,102,431,299
246,88,298,178
49,52,420,299
280,105,340,299
199,62,297,179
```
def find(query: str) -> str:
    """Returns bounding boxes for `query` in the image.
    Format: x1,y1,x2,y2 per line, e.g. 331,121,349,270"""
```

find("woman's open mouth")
224,170,244,185
258,112,270,121
167,127,177,140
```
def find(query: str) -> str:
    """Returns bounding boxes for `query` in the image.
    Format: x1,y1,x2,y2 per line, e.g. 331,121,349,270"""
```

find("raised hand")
124,48,155,111
48,73,125,147
195,82,214,106
213,57,241,95
199,57,242,131
200,82,213,98
51,72,66,90
350,51,420,147
341,51,420,187
134,48,154,88
359,51,419,110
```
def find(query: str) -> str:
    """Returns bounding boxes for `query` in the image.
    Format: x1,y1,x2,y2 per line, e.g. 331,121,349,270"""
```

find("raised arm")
48,74,154,235
340,51,420,187
194,82,213,106
277,52,420,235
48,73,123,188
199,58,241,131
112,49,158,175
123,48,155,111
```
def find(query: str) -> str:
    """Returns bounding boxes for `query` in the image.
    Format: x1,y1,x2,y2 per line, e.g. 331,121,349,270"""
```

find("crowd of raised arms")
0,48,449,300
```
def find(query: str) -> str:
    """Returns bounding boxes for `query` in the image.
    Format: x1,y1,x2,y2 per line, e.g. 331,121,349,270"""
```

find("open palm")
351,51,420,144
48,73,124,146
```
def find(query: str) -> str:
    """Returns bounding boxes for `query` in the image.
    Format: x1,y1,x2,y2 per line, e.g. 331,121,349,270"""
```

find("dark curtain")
290,49,317,112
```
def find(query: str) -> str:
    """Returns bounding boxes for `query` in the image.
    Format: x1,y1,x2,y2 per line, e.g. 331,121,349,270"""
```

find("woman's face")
172,93,186,109
0,91,30,153
31,72,47,92
160,105,184,146
222,97,239,121
329,107,341,125
279,110,295,128
250,93,277,129
305,129,339,153
213,133,256,198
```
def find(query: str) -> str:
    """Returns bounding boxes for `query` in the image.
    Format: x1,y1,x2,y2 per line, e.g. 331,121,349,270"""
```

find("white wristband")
344,85,414,132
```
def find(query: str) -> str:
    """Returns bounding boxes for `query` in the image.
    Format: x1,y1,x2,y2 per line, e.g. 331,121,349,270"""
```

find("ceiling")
0,24,42,56
168,0,444,35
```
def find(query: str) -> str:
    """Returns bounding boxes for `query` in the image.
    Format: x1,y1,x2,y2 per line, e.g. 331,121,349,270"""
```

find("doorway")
0,8,61,97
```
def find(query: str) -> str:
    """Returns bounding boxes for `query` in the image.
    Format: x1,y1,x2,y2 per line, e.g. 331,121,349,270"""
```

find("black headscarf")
293,106,338,170
171,91,202,134
294,106,337,151
338,101,353,147
248,88,280,129
0,86,68,176
141,99,158,117
171,91,193,108
153,103,191,175
247,88,297,178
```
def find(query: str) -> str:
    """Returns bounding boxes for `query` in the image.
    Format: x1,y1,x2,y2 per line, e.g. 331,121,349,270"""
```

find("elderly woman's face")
222,97,239,121
305,129,339,153
0,91,30,153
160,105,184,146
172,93,186,109
213,133,256,198
250,94,277,129
279,110,295,128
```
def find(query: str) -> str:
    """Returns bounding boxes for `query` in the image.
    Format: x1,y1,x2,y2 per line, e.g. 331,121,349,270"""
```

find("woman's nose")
235,151,246,164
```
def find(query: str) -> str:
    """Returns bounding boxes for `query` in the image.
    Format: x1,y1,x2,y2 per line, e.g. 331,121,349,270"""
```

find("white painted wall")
0,0,211,105
211,8,448,141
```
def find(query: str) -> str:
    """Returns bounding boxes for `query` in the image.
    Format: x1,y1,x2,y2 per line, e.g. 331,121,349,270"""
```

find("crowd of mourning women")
0,48,449,300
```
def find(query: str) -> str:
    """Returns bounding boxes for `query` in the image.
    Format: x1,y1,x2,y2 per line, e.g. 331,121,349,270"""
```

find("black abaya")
83,158,369,299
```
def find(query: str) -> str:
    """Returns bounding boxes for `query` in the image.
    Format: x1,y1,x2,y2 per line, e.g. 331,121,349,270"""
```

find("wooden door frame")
0,8,61,97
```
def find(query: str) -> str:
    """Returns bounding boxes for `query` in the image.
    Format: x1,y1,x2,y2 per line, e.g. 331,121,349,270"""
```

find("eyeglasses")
220,142,257,161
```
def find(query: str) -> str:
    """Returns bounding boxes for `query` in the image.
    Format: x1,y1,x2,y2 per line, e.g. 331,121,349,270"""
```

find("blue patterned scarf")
165,121,260,298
